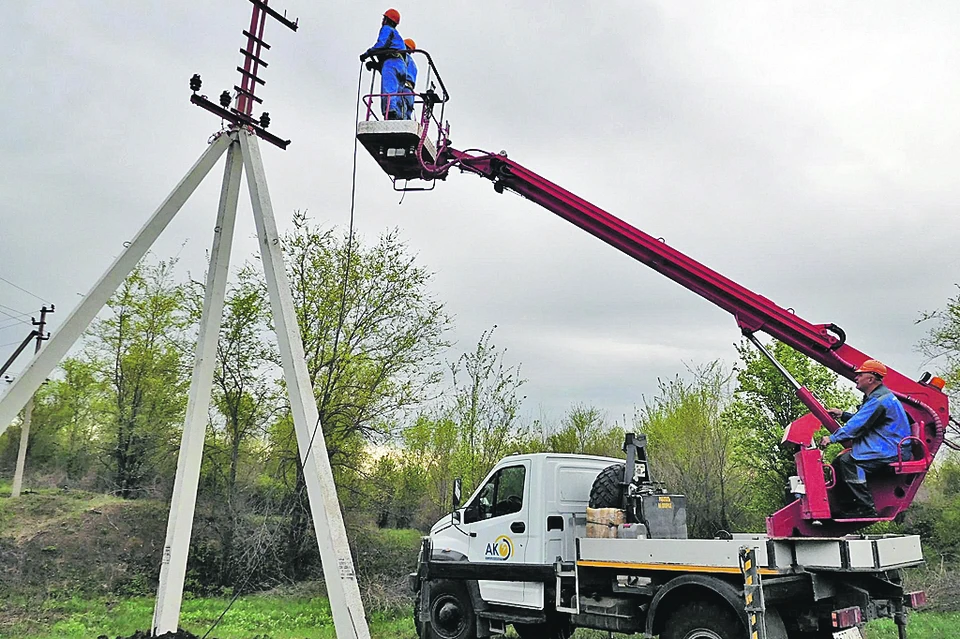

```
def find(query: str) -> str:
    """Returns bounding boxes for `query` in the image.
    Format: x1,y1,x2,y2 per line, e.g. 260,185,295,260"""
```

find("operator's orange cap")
404,38,416,50
384,8,400,24
855,359,888,377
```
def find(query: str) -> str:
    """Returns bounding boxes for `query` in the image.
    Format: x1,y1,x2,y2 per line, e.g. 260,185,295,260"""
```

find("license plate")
833,628,863,639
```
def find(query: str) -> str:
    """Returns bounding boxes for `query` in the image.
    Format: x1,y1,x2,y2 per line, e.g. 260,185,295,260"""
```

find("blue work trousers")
380,57,405,119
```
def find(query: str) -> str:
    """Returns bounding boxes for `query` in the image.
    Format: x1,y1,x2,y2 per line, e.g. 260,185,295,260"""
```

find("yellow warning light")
930,377,946,390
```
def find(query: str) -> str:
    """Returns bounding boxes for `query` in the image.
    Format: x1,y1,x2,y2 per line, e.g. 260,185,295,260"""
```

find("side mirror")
452,510,461,524
452,477,462,512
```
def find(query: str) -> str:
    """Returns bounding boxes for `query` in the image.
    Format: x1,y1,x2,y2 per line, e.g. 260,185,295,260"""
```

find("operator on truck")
360,8,406,120
820,359,912,518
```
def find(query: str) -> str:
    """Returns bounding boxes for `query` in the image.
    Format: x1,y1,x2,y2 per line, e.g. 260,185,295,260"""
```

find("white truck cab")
429,453,620,610
414,444,927,639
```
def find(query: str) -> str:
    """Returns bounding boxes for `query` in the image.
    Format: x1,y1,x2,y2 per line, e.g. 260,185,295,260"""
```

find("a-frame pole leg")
0,133,233,438
152,133,243,635
239,130,371,639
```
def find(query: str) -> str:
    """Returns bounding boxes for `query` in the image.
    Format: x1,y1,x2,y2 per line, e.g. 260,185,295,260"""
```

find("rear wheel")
424,579,476,639
661,599,745,639
589,463,625,508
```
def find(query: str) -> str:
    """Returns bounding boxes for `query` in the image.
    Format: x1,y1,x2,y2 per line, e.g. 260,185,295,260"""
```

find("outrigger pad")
357,120,437,181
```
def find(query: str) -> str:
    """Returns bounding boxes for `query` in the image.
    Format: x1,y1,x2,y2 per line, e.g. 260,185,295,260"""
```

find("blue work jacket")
829,385,911,461
365,25,405,58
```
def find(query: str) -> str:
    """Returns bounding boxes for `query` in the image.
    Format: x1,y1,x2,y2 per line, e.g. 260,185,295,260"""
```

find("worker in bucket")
819,359,912,518
401,38,418,120
360,9,406,120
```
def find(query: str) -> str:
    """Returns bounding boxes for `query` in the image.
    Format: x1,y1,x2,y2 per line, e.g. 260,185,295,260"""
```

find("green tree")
400,411,461,527
264,213,450,572
398,328,530,526
82,258,191,498
540,404,625,457
192,270,282,584
918,285,960,448
724,339,858,522
636,362,749,537
275,212,451,479
446,326,529,492
28,358,108,481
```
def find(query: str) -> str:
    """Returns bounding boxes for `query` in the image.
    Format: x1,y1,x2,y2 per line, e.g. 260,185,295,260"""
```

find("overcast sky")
2,1,959,428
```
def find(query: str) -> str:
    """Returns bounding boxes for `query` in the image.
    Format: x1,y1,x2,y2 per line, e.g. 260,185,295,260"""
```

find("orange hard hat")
383,8,401,24
404,38,416,50
855,359,888,377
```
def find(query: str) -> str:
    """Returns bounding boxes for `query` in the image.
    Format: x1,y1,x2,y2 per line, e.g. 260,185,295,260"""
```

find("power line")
0,276,50,304
0,307,31,325
0,319,32,332
0,302,28,316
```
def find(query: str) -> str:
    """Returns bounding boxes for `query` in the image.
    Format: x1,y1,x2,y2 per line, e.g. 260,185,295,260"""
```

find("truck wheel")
661,600,744,639
513,616,573,639
589,463,625,508
414,588,424,638
425,580,476,639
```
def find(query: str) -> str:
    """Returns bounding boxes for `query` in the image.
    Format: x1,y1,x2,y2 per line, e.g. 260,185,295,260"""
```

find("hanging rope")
300,62,363,469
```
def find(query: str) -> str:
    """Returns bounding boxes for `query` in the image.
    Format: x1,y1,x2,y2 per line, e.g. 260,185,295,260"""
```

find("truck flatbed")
576,534,924,576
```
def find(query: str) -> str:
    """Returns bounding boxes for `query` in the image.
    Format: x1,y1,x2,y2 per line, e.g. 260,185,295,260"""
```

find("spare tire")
589,463,625,509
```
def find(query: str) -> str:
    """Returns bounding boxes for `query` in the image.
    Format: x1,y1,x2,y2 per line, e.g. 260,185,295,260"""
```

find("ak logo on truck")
485,535,513,561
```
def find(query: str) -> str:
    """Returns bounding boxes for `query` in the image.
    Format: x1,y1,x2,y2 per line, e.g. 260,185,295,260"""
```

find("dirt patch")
0,491,168,597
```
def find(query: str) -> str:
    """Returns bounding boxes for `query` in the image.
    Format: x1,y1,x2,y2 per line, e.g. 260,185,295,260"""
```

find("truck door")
463,460,534,607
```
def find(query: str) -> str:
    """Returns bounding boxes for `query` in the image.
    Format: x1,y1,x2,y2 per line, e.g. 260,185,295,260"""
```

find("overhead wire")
0,310,32,327
0,276,50,304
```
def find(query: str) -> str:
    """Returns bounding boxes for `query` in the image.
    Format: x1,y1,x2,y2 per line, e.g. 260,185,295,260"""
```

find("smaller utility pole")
11,305,54,497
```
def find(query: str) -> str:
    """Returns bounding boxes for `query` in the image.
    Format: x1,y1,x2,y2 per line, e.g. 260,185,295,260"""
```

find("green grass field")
3,594,958,639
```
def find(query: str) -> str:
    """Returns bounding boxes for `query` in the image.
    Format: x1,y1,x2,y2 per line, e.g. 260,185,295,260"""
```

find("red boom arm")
440,147,949,536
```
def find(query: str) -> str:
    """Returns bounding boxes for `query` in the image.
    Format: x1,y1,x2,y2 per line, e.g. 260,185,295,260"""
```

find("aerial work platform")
356,47,449,189
356,119,437,181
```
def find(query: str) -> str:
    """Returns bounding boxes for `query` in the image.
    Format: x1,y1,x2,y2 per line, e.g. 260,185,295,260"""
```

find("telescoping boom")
355,50,949,538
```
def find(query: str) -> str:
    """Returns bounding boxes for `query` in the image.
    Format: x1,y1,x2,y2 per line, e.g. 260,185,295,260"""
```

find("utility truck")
354,51,949,639
410,436,926,639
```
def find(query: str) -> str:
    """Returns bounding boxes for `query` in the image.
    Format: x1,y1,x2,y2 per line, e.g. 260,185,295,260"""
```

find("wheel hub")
433,596,465,637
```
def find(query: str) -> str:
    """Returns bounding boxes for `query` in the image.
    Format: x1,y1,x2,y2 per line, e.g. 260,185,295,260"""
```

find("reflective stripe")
577,560,779,575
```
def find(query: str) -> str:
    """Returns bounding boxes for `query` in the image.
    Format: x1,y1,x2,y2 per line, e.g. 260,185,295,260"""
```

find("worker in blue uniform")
360,9,406,120
401,38,418,120
820,359,912,518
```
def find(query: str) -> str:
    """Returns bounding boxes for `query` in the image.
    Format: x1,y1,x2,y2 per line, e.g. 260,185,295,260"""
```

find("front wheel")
661,599,745,639
424,580,476,639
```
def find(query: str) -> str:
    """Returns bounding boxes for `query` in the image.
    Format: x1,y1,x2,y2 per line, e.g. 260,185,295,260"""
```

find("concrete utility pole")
0,4,371,637
11,305,53,498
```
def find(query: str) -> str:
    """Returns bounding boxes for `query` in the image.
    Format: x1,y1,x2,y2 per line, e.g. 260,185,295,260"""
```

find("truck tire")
414,588,424,638
589,463,625,508
424,579,476,639
661,599,745,639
